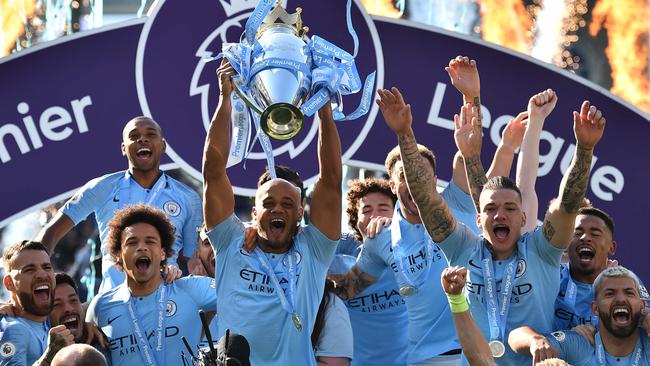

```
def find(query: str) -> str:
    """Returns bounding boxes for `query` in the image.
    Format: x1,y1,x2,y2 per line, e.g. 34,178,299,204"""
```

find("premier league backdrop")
0,0,648,278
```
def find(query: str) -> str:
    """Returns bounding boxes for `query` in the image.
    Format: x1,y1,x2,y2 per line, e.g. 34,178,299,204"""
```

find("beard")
599,308,641,338
16,290,51,317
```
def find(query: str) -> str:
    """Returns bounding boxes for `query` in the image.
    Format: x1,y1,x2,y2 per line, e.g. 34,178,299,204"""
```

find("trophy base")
261,103,304,140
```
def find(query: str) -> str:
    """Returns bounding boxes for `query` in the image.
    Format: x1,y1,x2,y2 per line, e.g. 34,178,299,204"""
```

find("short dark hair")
2,240,49,272
578,207,615,236
107,204,175,270
346,178,396,241
258,165,306,202
482,176,522,203
55,272,78,292
384,144,436,177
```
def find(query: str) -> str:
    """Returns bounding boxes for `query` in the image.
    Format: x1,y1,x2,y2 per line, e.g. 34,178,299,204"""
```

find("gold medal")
488,340,505,358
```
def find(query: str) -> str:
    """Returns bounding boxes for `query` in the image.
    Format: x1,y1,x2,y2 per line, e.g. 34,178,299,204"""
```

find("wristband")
446,292,469,313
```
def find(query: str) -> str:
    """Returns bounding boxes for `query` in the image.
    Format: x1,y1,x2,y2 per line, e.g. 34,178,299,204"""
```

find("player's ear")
3,275,14,292
121,142,126,156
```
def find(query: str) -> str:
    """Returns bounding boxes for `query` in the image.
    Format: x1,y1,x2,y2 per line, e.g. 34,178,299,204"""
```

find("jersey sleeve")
528,226,564,266
355,232,389,278
314,295,354,359
0,323,29,366
61,175,113,225
545,330,591,364
438,222,479,266
300,224,338,266
179,191,203,260
206,213,245,254
185,276,218,311
85,293,103,326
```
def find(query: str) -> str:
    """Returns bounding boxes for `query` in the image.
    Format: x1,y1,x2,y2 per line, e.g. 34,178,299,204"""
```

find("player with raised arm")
377,84,605,365
202,59,342,366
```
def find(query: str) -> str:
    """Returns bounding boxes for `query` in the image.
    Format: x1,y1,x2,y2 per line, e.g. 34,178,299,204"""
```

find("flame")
1,0,37,56
360,0,403,18
475,0,534,54
589,0,650,113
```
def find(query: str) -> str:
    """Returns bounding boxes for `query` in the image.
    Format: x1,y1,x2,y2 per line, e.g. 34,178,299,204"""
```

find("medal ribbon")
389,202,434,291
595,331,642,366
481,242,518,343
125,284,169,366
252,247,300,330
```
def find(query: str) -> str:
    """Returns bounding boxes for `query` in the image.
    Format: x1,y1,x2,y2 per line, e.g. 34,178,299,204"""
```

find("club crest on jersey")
551,331,566,342
515,259,527,278
166,299,177,317
163,201,181,217
0,342,15,357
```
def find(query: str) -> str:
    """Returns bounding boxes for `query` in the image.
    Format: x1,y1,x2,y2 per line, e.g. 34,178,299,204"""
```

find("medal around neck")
488,340,505,358
292,313,303,332
399,285,417,297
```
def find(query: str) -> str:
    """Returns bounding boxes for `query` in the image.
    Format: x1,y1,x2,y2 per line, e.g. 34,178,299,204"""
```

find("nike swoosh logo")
107,315,121,324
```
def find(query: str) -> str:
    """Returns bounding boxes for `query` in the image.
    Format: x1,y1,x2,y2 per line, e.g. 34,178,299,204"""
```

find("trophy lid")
258,1,308,38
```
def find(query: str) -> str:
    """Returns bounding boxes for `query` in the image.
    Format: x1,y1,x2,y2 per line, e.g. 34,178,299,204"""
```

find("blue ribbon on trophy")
206,0,376,178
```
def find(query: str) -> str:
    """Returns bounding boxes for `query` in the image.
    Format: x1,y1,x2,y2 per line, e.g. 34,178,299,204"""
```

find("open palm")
454,103,482,156
377,87,412,135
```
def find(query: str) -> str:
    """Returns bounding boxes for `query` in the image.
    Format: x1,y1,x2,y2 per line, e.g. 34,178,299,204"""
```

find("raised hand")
364,216,392,239
573,101,606,149
454,103,482,157
163,264,182,284
377,87,412,135
528,89,557,122
441,266,467,295
216,58,236,97
445,56,480,100
501,112,528,152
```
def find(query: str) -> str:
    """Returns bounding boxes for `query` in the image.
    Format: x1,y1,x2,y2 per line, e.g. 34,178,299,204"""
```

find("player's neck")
600,327,640,357
569,266,599,284
486,243,515,260
399,206,421,225
129,167,162,189
127,274,164,297
10,298,47,323
257,237,292,254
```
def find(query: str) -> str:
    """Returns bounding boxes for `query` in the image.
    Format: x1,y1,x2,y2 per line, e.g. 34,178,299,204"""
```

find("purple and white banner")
1,0,648,279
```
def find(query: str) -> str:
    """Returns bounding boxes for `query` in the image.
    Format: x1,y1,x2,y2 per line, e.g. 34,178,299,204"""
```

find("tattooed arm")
328,265,378,300
377,87,457,243
33,325,74,366
542,101,606,248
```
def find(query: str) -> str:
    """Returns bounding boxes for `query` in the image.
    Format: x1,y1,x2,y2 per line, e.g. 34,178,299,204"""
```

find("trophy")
235,5,310,140
220,0,375,141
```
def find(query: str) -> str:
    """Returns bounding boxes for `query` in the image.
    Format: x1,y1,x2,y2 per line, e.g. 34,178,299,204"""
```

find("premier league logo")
136,0,383,195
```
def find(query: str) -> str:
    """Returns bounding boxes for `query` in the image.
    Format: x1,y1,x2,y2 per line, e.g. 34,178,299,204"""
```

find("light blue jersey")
441,181,481,235
0,316,49,366
547,329,650,365
86,276,216,366
62,171,203,293
206,214,337,366
357,207,459,364
554,264,650,331
440,224,564,365
335,237,409,365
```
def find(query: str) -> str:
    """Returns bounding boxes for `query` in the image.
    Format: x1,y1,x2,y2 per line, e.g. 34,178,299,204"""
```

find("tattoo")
463,155,488,213
351,266,373,296
542,218,556,242
397,131,456,242
34,334,68,366
559,146,592,213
